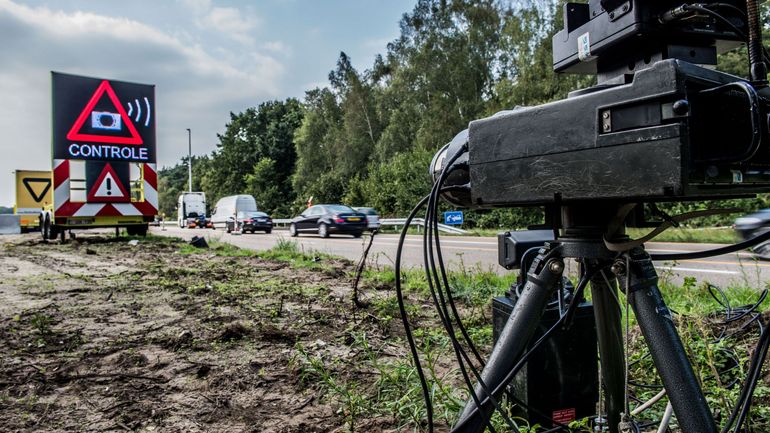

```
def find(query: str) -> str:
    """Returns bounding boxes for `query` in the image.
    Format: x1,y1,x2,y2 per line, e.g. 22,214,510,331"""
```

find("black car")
228,211,273,234
735,209,770,258
289,204,367,238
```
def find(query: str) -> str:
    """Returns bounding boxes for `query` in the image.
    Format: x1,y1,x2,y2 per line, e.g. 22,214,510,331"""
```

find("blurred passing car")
353,207,381,231
734,209,770,259
289,204,367,238
227,211,273,234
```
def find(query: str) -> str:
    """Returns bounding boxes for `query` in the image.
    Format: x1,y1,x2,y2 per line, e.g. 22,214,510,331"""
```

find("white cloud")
261,40,292,56
0,0,285,205
202,7,257,33
182,1,260,45
178,0,211,15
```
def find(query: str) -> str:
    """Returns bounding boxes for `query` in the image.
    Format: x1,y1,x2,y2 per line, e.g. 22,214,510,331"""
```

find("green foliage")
346,147,434,216
244,158,286,215
657,195,770,227
159,99,303,218
159,0,770,227
157,155,212,218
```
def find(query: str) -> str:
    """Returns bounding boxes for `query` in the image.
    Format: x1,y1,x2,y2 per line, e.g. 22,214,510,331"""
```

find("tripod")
452,203,717,433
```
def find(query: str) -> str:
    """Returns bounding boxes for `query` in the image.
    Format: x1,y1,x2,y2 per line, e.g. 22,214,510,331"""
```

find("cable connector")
659,4,690,23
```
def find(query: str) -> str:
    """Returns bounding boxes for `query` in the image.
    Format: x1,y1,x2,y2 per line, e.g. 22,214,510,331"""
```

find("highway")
152,225,770,288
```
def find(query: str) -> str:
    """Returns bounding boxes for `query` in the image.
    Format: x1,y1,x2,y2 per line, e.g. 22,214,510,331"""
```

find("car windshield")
325,205,355,213
237,211,267,218
355,208,377,215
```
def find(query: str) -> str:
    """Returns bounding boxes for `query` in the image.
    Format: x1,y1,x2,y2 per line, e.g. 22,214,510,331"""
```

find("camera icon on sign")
91,111,122,131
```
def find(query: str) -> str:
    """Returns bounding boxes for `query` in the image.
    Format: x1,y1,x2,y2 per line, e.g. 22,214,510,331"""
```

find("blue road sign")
444,211,464,225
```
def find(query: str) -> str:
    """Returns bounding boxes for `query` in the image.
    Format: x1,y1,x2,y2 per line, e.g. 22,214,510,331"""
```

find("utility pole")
186,128,192,192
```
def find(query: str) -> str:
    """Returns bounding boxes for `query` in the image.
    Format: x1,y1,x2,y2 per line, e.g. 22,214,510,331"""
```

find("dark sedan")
229,211,273,234
289,204,367,238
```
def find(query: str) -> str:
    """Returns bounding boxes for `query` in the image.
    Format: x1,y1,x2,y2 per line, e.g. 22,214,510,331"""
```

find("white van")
177,192,207,228
210,195,258,232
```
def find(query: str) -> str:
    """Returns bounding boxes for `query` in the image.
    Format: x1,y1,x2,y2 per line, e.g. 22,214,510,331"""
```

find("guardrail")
380,218,468,234
268,217,467,234
272,218,292,227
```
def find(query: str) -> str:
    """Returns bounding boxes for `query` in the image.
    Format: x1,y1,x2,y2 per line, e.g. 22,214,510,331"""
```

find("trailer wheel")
48,224,60,241
41,216,49,240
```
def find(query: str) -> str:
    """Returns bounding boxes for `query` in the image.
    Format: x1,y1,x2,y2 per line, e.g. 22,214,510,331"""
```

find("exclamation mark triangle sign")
87,163,129,202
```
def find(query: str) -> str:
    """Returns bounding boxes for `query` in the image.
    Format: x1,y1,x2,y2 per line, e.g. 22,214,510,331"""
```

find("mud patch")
0,233,416,433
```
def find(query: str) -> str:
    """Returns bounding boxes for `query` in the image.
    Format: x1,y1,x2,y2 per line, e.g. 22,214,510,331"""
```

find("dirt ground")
0,233,409,433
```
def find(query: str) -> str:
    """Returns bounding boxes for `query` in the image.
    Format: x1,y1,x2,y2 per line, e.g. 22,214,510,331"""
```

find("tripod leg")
589,262,624,433
452,251,565,433
622,248,717,433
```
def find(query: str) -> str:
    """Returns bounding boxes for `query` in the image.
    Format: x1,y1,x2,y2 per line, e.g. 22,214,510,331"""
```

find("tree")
293,88,344,207
157,155,212,218
205,99,303,214
351,147,434,216
244,158,285,215
373,0,500,157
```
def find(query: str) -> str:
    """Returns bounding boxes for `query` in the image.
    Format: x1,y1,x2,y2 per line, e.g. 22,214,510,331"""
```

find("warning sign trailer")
40,72,158,240
14,170,53,232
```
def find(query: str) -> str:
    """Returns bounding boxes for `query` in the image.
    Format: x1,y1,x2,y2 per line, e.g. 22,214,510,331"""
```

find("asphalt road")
152,225,770,288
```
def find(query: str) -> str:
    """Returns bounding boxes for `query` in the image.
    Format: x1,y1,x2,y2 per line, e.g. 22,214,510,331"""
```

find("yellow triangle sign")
22,178,52,203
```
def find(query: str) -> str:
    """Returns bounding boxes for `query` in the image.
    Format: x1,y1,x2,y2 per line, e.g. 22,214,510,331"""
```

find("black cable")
707,2,747,18
429,169,486,365
734,331,770,431
687,4,748,39
395,193,435,432
723,291,767,324
649,229,770,261
722,319,770,433
662,3,770,72
421,148,516,431
393,185,471,433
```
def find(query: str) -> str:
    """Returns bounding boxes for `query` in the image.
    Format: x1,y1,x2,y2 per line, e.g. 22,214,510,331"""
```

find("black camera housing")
433,1,770,209
466,60,770,207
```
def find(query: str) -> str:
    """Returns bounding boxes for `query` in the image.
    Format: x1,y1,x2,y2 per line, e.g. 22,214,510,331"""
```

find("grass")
169,233,770,431
626,226,738,244
258,237,338,269
353,261,770,432
177,236,338,271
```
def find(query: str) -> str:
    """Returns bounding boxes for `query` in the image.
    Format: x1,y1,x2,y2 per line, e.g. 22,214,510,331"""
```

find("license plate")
257,218,267,222
347,217,361,221
67,218,94,225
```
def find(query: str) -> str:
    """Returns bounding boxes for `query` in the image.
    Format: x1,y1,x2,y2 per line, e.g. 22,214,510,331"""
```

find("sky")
0,0,415,206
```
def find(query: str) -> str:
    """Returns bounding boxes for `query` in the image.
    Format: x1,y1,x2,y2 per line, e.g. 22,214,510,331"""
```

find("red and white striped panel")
53,159,158,218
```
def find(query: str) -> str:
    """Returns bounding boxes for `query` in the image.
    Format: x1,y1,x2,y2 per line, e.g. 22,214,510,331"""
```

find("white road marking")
657,266,738,275
647,248,754,258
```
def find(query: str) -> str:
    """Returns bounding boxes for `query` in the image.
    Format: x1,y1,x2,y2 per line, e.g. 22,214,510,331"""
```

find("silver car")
354,207,381,231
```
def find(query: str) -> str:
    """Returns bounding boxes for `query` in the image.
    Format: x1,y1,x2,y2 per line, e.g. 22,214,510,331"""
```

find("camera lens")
99,114,114,127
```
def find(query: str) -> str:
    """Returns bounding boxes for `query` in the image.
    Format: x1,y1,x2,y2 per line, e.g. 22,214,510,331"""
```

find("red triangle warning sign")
87,163,130,202
66,80,143,145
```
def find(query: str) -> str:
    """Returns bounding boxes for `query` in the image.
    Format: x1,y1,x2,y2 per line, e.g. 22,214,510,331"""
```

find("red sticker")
552,407,576,424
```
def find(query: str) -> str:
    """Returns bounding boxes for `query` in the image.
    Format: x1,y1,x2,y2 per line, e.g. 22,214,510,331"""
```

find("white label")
577,32,595,62
732,170,744,183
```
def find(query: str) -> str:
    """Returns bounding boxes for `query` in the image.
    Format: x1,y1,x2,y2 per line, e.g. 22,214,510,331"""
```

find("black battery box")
492,295,598,428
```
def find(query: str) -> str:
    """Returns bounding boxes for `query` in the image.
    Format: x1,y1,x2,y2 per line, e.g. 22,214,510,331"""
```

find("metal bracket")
604,1,632,22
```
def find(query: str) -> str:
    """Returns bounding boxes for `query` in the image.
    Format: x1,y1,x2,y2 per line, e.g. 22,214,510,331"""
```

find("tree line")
158,0,768,228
